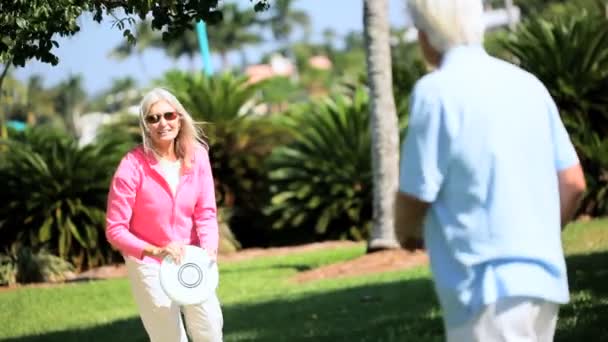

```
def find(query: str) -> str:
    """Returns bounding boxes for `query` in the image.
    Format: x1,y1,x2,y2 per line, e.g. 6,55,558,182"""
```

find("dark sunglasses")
145,111,179,124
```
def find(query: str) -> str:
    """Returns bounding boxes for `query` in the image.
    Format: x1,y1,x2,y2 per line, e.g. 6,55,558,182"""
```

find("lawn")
0,219,607,341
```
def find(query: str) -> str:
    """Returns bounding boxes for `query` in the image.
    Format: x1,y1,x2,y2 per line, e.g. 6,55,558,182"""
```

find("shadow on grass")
222,278,443,342
4,252,607,342
0,318,148,342
221,263,313,274
556,251,608,342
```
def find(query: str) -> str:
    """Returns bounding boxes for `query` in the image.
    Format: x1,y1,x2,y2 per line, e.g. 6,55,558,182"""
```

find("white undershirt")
159,158,181,195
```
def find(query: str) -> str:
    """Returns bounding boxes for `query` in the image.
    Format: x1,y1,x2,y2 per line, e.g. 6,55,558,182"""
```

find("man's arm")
394,191,430,250
558,163,586,229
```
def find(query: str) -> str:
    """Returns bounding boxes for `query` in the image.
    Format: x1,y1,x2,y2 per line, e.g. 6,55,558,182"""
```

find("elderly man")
395,0,587,340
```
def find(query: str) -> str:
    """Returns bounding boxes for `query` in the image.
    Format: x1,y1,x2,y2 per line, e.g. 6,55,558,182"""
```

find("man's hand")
402,237,425,251
558,163,586,229
394,192,430,250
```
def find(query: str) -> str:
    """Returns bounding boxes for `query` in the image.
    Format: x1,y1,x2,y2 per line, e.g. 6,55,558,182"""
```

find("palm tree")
363,0,401,251
20,75,58,127
322,28,337,58
163,29,200,70
117,4,263,71
205,3,264,69
262,0,310,50
109,21,159,75
52,74,86,135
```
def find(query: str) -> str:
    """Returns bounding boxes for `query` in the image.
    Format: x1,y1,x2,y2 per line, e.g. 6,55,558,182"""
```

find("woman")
105,88,223,342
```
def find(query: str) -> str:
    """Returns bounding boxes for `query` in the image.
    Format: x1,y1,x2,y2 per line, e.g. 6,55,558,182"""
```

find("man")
395,0,587,340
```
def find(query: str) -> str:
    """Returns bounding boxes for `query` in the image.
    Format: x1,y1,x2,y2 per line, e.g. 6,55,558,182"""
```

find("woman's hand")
144,242,185,264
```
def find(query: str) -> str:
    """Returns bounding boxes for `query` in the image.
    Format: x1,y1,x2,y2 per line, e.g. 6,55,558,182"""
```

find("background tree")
205,3,263,69
363,0,401,251
52,75,87,134
109,21,159,75
261,0,310,51
0,0,271,90
0,0,269,136
109,4,263,71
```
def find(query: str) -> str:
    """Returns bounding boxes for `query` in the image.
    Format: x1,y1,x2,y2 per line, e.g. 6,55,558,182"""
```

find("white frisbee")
159,245,219,305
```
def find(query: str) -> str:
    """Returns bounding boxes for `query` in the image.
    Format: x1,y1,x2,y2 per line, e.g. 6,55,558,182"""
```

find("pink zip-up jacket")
105,144,218,264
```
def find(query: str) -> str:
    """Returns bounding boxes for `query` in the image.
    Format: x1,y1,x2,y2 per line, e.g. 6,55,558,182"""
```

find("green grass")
1,220,607,341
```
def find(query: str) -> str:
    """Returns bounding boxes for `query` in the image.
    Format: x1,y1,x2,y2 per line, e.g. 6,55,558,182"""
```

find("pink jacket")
105,145,219,263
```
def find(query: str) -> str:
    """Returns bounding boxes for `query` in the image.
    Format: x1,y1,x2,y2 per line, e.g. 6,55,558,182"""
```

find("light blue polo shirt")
399,45,579,328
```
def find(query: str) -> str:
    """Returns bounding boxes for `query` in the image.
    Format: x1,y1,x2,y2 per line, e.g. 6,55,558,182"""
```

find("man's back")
399,45,579,327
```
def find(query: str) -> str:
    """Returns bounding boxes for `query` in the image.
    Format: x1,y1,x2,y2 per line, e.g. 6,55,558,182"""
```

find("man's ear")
418,30,441,67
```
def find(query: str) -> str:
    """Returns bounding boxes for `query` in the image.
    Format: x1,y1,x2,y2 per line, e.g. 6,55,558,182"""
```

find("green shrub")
266,88,407,240
501,10,608,216
15,247,74,284
0,245,74,285
0,253,17,286
0,127,124,270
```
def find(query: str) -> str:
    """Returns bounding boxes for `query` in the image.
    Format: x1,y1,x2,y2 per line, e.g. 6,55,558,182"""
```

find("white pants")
446,297,559,342
125,257,224,342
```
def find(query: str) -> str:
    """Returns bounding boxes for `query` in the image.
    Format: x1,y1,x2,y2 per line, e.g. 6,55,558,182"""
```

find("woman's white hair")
139,87,207,169
407,0,485,53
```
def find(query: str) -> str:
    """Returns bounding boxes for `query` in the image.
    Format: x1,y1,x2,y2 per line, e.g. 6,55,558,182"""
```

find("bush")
0,127,124,270
500,10,608,216
265,88,407,241
0,253,17,286
0,245,74,286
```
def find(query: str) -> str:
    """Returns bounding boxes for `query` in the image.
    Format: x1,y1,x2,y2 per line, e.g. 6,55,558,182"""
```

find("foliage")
266,88,407,241
204,3,263,66
0,127,125,270
0,253,17,286
260,0,310,44
391,41,426,112
0,245,74,286
0,0,270,68
517,0,606,17
502,11,608,127
110,2,263,70
95,113,141,151
15,247,74,284
500,10,608,216
257,76,307,110
162,71,259,123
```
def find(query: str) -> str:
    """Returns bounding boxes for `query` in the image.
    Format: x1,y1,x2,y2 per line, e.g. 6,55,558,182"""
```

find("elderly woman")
395,0,586,341
105,88,223,342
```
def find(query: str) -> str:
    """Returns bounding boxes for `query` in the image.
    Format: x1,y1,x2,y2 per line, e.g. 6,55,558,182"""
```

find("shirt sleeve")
193,149,219,259
546,93,579,171
399,81,454,203
105,155,149,259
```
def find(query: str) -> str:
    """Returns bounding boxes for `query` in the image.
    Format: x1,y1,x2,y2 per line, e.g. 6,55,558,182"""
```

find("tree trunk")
0,62,11,94
0,62,12,139
363,0,401,252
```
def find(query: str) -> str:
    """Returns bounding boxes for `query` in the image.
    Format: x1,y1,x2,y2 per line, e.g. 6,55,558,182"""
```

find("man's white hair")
407,0,485,53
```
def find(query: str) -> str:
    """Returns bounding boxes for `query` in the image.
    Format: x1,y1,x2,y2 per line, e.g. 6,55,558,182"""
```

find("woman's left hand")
156,242,186,264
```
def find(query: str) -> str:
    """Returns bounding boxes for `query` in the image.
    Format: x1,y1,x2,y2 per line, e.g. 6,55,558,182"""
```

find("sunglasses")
145,111,180,124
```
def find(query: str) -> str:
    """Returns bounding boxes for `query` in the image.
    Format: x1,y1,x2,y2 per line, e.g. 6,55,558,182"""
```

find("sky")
12,0,410,97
